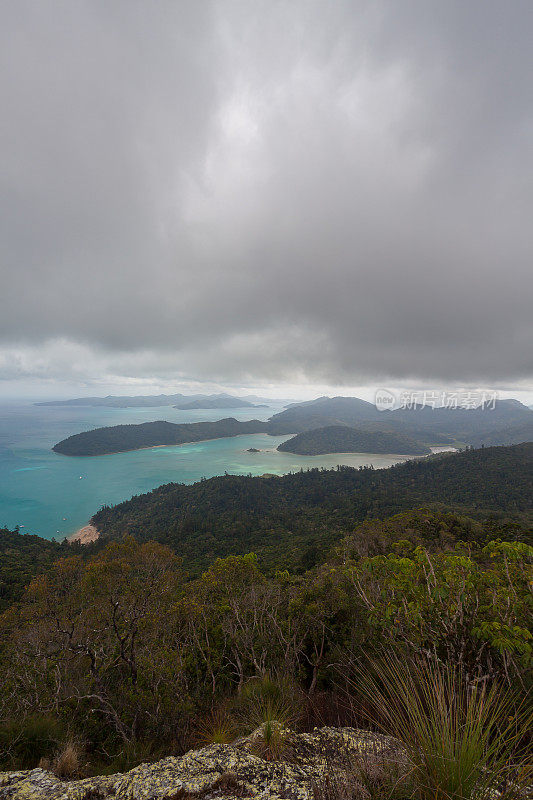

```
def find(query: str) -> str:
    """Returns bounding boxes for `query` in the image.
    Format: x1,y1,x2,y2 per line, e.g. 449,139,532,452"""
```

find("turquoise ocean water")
0,400,410,541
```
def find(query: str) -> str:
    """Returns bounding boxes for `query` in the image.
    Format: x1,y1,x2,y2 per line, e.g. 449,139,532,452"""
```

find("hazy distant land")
37,392,269,409
51,395,533,457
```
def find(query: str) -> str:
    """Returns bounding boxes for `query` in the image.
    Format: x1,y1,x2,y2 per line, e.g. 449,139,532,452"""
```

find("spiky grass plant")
346,656,532,800
235,674,300,732
193,707,236,746
248,719,290,762
234,674,301,761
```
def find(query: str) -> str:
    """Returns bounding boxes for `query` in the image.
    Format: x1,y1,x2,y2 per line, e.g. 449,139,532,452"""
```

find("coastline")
68,524,100,544
53,432,285,458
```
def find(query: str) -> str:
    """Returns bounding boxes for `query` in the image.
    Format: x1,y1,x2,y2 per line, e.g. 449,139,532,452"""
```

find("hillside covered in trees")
277,424,430,455
268,396,533,441
0,507,530,776
468,420,533,447
92,444,533,574
0,528,66,612
51,395,533,456
53,418,267,456
0,444,531,779
2,444,531,609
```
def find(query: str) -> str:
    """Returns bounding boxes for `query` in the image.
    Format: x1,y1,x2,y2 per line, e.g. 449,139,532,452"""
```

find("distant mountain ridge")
37,393,271,409
50,394,533,456
173,397,265,410
468,420,533,448
269,395,533,444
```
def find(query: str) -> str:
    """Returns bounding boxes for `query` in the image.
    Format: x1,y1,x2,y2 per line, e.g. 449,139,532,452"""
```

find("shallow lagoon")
0,400,410,540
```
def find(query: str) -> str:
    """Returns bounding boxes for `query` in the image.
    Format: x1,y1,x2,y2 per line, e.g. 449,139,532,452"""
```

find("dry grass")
313,750,412,800
51,740,84,779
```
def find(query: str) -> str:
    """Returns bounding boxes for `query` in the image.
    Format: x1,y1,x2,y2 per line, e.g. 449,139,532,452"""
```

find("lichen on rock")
0,727,403,800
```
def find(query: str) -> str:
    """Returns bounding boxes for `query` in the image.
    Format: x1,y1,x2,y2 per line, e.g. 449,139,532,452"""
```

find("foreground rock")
0,727,402,800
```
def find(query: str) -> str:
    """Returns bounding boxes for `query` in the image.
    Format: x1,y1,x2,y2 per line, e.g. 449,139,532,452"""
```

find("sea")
0,399,413,541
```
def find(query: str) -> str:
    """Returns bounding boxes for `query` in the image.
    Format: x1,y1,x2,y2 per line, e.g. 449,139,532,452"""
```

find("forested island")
51,395,533,456
268,395,533,442
53,418,268,456
173,396,264,410
277,424,430,455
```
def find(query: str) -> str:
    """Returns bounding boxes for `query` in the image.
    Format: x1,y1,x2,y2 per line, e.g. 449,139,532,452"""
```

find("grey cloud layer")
1,0,532,385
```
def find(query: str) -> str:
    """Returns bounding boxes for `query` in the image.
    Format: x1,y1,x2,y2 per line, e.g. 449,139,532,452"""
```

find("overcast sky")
1,1,532,399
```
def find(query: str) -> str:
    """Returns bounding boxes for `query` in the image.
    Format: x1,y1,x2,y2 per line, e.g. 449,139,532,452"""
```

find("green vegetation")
319,658,532,800
277,424,430,455
0,520,530,773
53,417,268,456
0,527,68,612
0,443,531,776
92,444,533,574
469,420,533,447
269,395,533,443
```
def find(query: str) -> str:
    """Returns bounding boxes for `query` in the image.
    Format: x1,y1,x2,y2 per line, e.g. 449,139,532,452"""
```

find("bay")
0,399,410,540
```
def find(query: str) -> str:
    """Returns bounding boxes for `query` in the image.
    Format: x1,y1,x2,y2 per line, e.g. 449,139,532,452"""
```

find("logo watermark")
374,389,499,411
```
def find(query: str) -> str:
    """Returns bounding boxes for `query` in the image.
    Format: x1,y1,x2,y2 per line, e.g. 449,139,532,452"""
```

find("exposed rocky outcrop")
0,727,402,800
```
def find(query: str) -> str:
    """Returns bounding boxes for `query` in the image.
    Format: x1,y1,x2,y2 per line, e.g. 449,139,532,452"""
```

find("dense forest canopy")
0,529,66,612
0,511,530,773
3,444,531,607
277,425,430,455
92,444,533,574
53,418,267,456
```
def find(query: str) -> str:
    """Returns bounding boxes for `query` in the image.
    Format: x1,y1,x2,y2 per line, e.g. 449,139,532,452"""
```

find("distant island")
53,418,268,456
50,394,533,456
174,396,265,410
277,425,431,455
37,393,268,409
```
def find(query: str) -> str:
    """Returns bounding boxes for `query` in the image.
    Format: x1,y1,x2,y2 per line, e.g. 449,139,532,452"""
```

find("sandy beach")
68,524,100,544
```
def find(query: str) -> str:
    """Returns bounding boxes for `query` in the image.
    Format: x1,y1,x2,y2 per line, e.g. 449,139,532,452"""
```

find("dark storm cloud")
1,0,532,385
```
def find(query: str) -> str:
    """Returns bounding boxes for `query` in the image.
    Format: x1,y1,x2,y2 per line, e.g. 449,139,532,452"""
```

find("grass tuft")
193,708,236,746
345,656,532,800
52,740,84,779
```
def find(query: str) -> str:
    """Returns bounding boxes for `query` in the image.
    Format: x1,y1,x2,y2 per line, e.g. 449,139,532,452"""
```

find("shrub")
0,713,66,769
234,674,300,733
